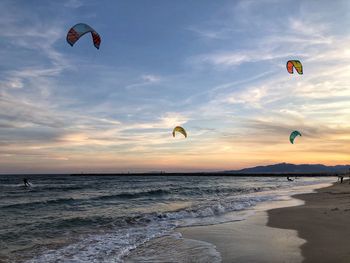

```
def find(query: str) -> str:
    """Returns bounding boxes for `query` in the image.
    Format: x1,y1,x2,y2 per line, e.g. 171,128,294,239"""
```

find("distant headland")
71,163,350,176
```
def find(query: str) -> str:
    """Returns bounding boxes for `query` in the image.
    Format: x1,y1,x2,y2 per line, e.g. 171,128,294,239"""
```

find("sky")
1,0,350,174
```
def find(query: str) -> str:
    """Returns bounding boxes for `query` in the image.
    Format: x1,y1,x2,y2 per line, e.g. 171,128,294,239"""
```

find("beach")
268,180,350,263
180,195,305,263
180,180,350,263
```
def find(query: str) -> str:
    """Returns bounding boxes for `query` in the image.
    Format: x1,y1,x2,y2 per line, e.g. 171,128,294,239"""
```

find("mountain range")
224,163,350,174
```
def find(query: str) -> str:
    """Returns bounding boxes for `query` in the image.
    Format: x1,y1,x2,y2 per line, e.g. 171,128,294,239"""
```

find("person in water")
23,178,30,187
287,176,294,182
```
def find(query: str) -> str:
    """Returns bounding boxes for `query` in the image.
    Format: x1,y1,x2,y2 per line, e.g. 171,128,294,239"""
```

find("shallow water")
0,175,333,262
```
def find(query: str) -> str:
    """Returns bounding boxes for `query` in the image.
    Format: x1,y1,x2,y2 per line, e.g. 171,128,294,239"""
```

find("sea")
0,174,334,263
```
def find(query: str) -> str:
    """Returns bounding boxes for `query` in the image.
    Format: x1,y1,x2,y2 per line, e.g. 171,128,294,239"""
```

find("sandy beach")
180,195,306,263
268,180,350,263
180,180,350,263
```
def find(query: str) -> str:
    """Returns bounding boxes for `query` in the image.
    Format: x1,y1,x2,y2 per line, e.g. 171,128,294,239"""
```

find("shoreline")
267,180,350,263
178,181,336,263
126,195,307,263
179,200,304,262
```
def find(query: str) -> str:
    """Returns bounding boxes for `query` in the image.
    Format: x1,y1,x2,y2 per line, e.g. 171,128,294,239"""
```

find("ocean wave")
40,194,276,232
25,193,275,263
92,185,278,201
31,185,86,191
3,176,334,263
0,197,76,209
92,189,171,201
0,189,171,209
177,185,278,196
0,184,277,211
125,234,222,263
26,224,171,263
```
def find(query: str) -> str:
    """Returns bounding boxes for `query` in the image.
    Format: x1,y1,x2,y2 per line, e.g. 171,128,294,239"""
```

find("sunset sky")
1,0,350,173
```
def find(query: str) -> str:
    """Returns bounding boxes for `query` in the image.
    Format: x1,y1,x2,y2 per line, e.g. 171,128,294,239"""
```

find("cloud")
1,0,350,173
225,85,268,108
124,74,162,90
64,0,83,8
187,26,235,40
141,74,161,83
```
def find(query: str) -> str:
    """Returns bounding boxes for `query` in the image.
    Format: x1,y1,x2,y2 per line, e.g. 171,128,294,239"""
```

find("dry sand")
268,180,350,263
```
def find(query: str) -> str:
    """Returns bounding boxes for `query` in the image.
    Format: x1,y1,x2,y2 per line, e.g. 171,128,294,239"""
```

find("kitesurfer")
23,178,30,187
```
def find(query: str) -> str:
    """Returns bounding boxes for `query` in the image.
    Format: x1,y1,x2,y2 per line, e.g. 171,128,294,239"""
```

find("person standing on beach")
336,175,344,183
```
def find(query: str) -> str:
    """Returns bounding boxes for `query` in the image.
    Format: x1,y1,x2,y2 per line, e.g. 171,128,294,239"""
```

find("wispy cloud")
141,74,161,83
1,0,350,173
64,0,83,9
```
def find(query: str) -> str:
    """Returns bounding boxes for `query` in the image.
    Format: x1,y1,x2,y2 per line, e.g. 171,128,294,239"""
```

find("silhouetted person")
337,175,343,183
337,175,344,183
287,177,293,182
23,178,30,187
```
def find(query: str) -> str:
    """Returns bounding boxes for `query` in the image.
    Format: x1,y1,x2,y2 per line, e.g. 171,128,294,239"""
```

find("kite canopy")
286,60,303,74
290,130,302,144
172,126,187,138
66,23,101,49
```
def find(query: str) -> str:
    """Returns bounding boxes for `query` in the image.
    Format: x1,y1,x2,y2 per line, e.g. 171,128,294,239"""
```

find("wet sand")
180,197,306,263
268,181,350,263
126,181,348,262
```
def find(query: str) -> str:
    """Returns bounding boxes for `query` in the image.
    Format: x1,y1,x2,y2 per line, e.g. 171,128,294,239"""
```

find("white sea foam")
0,175,333,263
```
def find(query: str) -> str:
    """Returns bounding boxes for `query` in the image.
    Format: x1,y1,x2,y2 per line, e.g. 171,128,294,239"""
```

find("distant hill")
224,163,350,174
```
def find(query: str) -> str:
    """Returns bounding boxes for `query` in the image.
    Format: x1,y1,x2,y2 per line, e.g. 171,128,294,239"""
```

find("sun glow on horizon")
0,0,350,173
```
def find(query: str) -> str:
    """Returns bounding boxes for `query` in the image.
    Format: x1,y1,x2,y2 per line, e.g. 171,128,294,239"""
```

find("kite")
286,60,303,74
289,130,301,144
172,126,187,138
66,23,101,49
